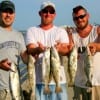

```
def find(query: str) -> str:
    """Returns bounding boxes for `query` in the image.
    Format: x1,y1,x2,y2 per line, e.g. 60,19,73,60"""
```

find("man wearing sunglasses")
67,5,100,100
25,1,70,100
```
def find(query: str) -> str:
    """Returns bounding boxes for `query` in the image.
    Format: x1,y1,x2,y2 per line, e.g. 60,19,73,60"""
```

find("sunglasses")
73,14,86,21
41,9,55,14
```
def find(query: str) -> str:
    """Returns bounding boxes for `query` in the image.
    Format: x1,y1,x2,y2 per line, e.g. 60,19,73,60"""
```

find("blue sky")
11,0,100,30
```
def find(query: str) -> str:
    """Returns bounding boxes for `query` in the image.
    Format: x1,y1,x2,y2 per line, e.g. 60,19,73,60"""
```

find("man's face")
39,6,56,25
73,9,89,29
0,8,15,27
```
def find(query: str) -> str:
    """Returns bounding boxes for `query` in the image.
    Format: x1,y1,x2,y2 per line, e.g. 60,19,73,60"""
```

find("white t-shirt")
25,25,69,84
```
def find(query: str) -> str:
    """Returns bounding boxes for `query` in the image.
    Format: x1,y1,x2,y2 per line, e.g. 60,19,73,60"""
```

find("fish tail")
43,86,51,94
68,79,74,87
85,80,92,87
30,92,36,100
55,85,62,93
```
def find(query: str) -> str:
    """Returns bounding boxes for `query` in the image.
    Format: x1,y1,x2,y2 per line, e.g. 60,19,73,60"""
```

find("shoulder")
97,25,100,35
27,26,41,33
54,26,68,34
12,29,23,37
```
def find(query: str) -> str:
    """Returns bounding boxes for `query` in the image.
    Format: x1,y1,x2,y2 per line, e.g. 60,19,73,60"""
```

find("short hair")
72,5,87,14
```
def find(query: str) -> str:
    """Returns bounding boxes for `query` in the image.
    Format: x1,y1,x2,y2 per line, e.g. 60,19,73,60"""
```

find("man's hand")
55,41,71,55
0,59,11,71
88,43,97,55
37,42,46,53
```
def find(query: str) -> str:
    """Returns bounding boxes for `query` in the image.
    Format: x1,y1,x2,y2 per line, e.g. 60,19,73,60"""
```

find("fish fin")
68,80,74,87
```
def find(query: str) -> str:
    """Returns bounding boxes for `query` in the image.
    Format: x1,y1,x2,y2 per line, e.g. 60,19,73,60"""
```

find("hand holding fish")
0,58,11,71
37,42,46,53
88,43,97,55
55,41,71,55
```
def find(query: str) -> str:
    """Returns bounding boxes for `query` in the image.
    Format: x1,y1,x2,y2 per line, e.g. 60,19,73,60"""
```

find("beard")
77,21,88,30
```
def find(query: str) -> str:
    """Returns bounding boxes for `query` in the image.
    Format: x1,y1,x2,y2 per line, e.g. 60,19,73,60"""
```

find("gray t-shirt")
0,27,26,90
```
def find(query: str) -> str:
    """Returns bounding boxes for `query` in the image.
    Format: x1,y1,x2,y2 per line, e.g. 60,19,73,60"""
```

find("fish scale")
84,46,93,87
9,63,24,100
42,47,51,94
27,55,36,100
50,47,62,93
68,46,78,87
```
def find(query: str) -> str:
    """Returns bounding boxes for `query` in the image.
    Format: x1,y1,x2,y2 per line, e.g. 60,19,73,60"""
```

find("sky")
10,0,100,30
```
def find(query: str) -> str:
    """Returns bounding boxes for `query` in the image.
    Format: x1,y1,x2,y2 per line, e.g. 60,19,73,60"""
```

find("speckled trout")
68,46,77,87
9,63,24,100
27,55,36,100
84,46,93,87
50,47,62,93
42,47,51,94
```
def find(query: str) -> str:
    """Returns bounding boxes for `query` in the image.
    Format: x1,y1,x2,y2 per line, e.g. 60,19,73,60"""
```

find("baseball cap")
40,1,55,11
0,0,15,12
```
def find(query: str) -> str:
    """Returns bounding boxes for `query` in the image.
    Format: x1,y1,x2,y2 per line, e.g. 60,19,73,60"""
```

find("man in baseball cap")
25,1,69,100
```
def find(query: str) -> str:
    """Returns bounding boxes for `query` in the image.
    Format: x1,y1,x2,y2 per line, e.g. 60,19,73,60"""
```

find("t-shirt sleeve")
59,28,69,43
19,32,26,53
25,27,36,46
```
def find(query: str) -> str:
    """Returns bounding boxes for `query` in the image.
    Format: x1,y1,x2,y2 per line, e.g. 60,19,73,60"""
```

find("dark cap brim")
1,6,15,12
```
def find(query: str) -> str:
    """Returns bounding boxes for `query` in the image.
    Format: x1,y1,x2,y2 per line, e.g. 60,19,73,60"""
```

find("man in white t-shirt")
25,1,70,100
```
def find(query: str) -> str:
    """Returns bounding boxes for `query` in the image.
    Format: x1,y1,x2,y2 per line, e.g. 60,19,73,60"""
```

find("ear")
87,12,90,18
39,11,41,16
97,26,100,35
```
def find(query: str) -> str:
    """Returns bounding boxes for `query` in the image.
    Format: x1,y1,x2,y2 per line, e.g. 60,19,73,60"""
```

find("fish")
68,46,78,87
9,62,24,100
42,47,51,94
50,46,62,93
27,55,36,100
84,46,93,87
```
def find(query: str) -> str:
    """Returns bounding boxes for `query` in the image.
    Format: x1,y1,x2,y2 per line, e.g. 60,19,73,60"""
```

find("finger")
2,58,8,62
7,62,11,66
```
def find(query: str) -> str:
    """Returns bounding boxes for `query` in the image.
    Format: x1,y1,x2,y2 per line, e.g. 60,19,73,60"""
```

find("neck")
77,24,92,38
0,24,12,31
4,27,12,31
39,24,54,30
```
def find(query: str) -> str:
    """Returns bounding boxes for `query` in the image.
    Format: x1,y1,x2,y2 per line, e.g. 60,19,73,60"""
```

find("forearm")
95,43,100,52
20,50,29,64
27,47,41,55
57,44,70,56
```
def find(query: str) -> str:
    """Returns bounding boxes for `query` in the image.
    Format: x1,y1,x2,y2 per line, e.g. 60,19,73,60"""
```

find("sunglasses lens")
42,9,55,14
74,14,86,20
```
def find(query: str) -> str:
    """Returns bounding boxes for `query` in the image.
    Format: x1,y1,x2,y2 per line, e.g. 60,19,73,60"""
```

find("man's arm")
20,50,29,64
88,26,100,54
